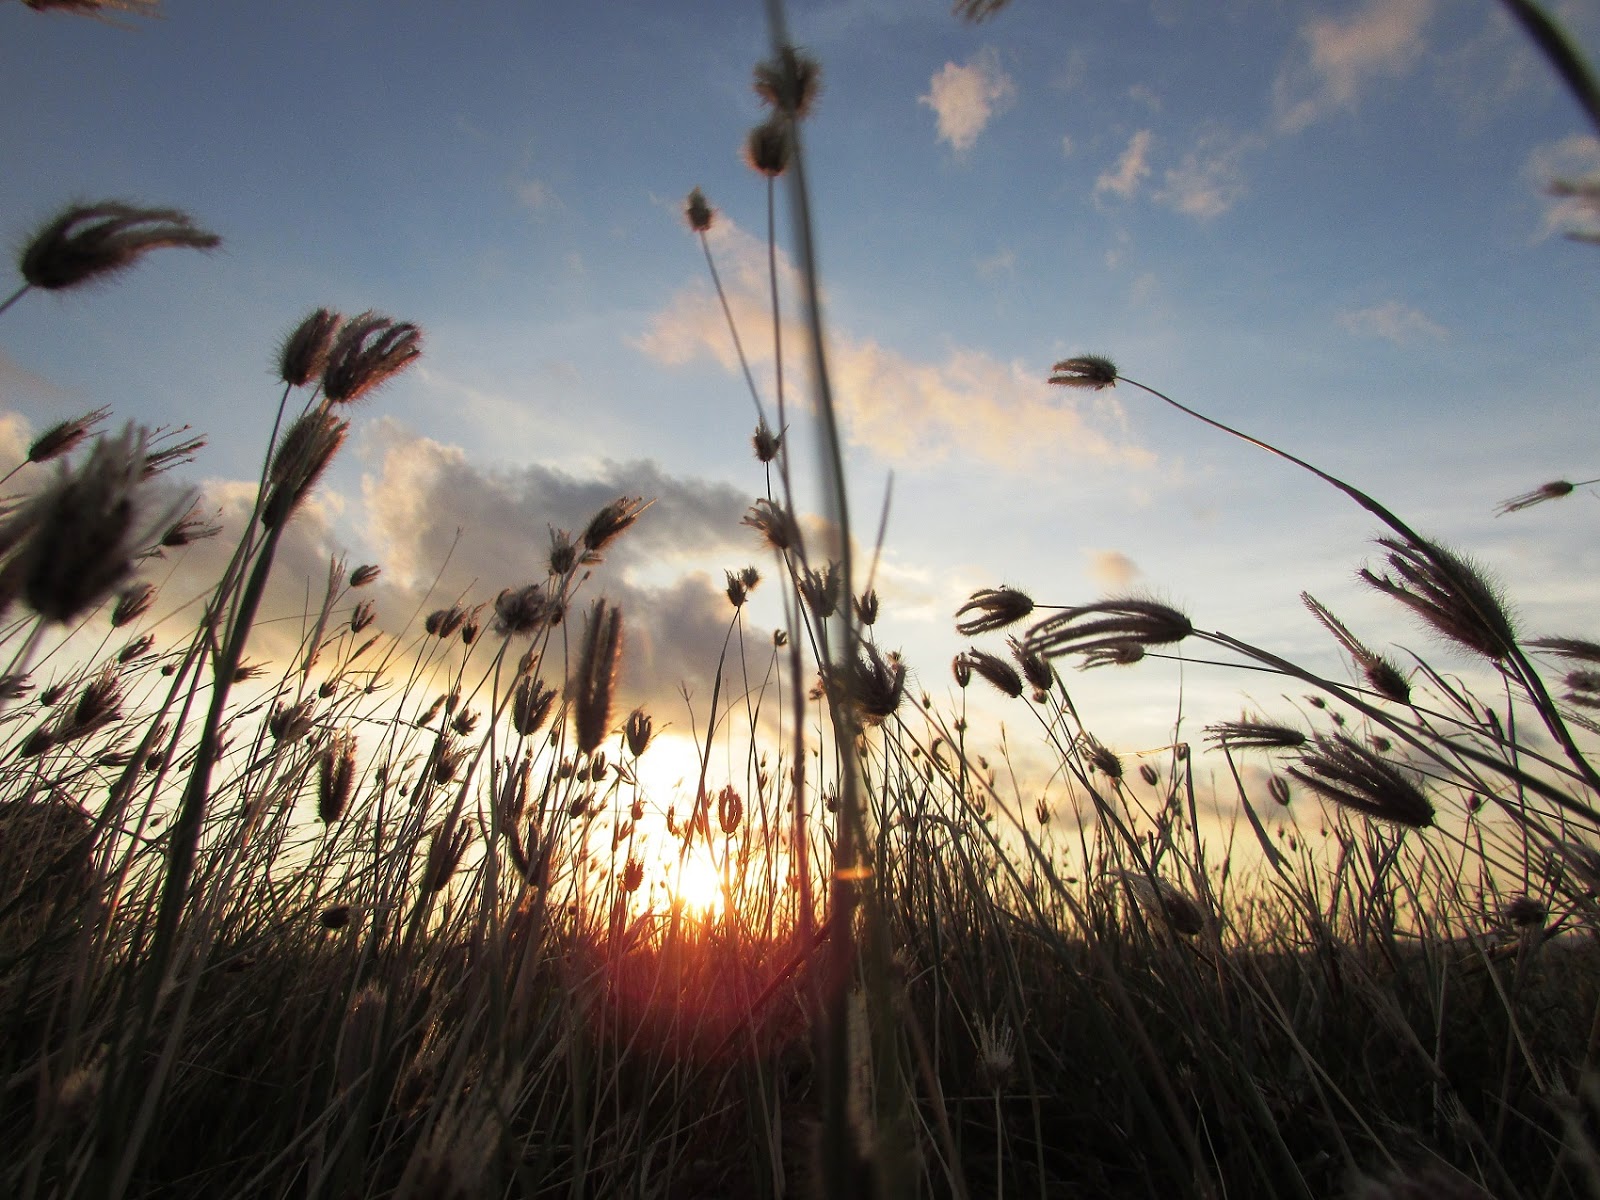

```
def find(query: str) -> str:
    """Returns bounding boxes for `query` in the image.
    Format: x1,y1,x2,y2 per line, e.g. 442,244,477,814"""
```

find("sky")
1,0,1598,813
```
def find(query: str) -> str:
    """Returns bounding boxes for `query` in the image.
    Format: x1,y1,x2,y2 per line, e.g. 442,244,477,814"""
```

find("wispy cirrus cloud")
1095,130,1154,203
920,47,1017,153
1336,299,1447,345
634,218,1151,472
1273,0,1434,132
1153,130,1258,220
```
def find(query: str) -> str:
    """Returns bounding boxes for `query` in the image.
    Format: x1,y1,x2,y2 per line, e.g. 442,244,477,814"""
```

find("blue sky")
1,0,1598,798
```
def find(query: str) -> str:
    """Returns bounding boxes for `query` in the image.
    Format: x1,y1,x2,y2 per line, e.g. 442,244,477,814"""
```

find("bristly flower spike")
685,188,713,233
569,599,623,756
17,201,218,294
1025,597,1192,661
1495,478,1600,516
955,586,1035,635
1286,733,1434,830
744,116,793,177
753,46,823,119
1302,592,1411,704
1048,356,1119,390
279,308,342,388
320,311,421,404
28,407,111,464
1359,537,1517,663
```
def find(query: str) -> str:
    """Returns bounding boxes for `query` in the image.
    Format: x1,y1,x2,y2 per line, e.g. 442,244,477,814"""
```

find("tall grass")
2,2,1600,1198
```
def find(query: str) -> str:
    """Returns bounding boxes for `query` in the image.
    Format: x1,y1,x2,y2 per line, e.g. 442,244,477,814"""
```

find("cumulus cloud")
1274,0,1434,132
1086,549,1140,591
1153,131,1256,220
920,48,1017,153
1095,130,1154,202
354,419,765,711
1526,134,1600,242
635,217,1151,471
1336,300,1447,345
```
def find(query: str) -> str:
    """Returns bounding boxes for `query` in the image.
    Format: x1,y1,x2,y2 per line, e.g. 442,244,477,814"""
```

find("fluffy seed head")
278,308,342,388
20,201,219,291
569,599,623,756
494,584,551,636
111,581,155,627
624,707,652,756
848,643,907,725
1048,355,1118,390
320,311,421,404
28,406,110,464
1025,598,1192,662
685,188,713,233
742,498,799,552
264,411,347,528
349,563,381,587
582,496,650,557
744,115,793,177
1286,734,1434,829
753,46,823,118
954,586,1034,635
717,784,744,834
621,857,645,893
752,420,783,463
318,731,357,823
1360,537,1516,662
1205,718,1307,751
9,424,161,623
958,649,1023,698
1495,479,1580,516
1007,635,1054,693
512,677,556,738
1302,593,1411,703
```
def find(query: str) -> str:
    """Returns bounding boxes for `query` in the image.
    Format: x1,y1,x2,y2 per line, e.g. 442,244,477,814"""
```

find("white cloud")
1086,549,1140,590
1127,83,1162,113
514,178,558,213
920,48,1017,153
1095,130,1154,202
1526,134,1600,242
1154,131,1256,220
635,218,1151,472
1273,0,1434,132
975,247,1015,279
1336,300,1447,344
1060,133,1075,158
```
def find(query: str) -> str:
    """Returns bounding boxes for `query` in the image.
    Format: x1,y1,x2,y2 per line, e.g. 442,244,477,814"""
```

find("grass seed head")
1026,597,1192,661
1205,718,1307,751
753,46,822,119
954,586,1034,635
685,187,713,233
848,642,906,725
1495,479,1580,515
10,424,160,623
264,411,347,528
278,308,342,388
1360,537,1517,662
582,495,649,557
752,419,782,462
1048,355,1118,389
743,498,799,552
110,581,155,627
744,115,793,177
959,649,1023,698
349,562,380,587
20,201,218,291
1287,733,1434,829
494,584,551,636
318,731,357,823
512,677,556,738
854,588,880,627
624,707,652,756
321,311,421,404
570,599,622,756
27,406,110,464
